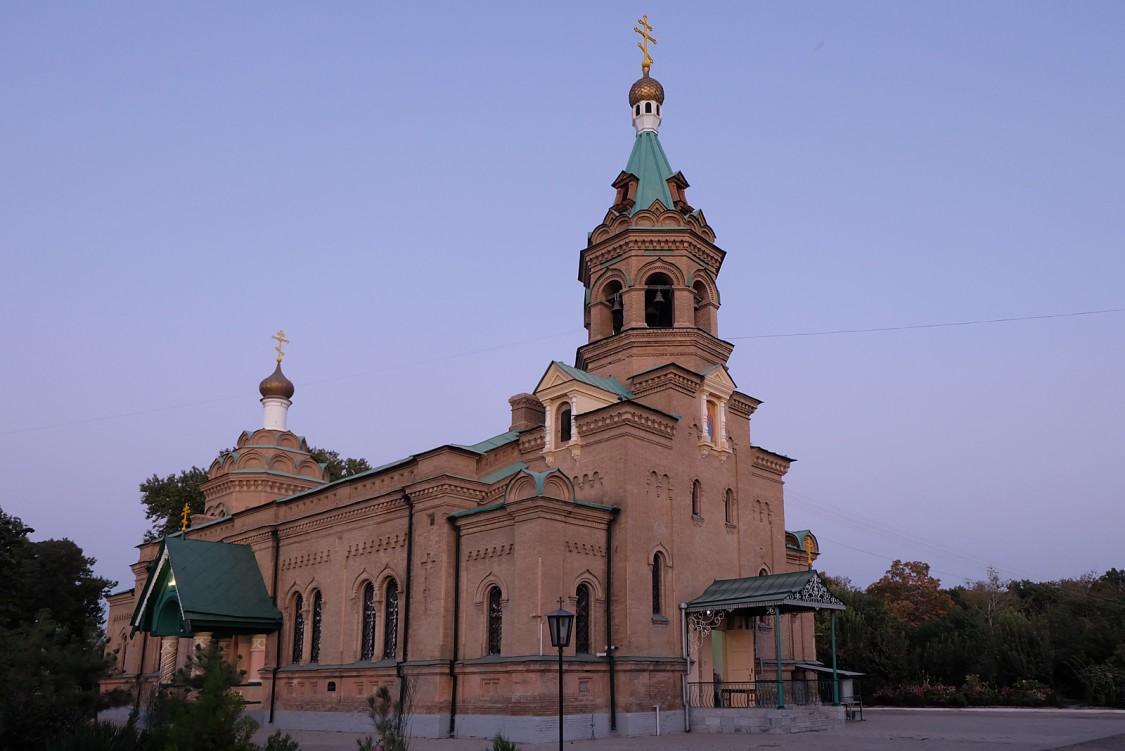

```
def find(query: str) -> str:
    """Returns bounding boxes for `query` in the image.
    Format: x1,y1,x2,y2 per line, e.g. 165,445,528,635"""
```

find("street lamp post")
547,605,574,751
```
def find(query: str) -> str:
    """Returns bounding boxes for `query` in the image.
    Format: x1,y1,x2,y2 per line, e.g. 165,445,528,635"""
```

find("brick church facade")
103,49,840,741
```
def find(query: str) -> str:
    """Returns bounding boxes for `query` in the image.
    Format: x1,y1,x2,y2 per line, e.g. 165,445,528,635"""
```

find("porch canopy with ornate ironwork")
683,570,846,709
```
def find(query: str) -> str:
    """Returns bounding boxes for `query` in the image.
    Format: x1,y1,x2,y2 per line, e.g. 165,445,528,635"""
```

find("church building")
103,29,846,740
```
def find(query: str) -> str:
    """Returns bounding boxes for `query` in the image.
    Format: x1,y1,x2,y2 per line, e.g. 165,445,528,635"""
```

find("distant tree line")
817,561,1125,707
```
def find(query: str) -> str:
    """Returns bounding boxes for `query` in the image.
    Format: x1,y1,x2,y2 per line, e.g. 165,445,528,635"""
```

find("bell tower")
576,23,732,383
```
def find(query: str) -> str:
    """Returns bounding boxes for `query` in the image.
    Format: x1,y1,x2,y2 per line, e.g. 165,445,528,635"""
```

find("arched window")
487,586,503,655
691,480,702,517
309,590,323,663
383,579,399,660
725,489,735,524
558,402,572,443
644,273,674,328
705,401,717,443
575,584,591,654
291,594,304,664
360,582,376,661
635,104,640,116
645,101,652,113
652,552,665,615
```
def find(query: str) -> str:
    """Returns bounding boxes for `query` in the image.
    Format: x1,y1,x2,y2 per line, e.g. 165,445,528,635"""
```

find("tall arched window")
705,401,718,443
309,590,323,663
360,582,376,661
487,586,503,655
575,583,591,654
383,579,399,660
725,489,735,525
652,553,665,615
291,594,304,664
558,402,572,443
644,273,674,328
691,480,702,517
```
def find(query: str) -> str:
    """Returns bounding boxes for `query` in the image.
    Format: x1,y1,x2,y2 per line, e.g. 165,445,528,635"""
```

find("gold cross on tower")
804,535,816,567
272,329,290,364
634,15,657,75
181,501,192,532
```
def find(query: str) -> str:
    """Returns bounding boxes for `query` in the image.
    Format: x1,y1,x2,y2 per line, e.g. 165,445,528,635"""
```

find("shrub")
487,732,519,751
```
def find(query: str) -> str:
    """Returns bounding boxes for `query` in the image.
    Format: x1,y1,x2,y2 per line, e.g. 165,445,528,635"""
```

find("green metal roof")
624,131,675,214
131,537,281,637
452,429,521,454
479,461,528,485
685,570,845,614
552,361,633,399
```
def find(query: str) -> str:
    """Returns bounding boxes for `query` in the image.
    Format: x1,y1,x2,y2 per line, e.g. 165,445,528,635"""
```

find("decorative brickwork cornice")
465,543,514,562
519,428,546,453
588,203,717,247
345,534,405,560
576,328,734,371
281,548,333,571
729,393,761,418
203,475,321,503
408,479,486,504
565,540,607,557
752,450,791,476
577,403,676,441
631,369,700,399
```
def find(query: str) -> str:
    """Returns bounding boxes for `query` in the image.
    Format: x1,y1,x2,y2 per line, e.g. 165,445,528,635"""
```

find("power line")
729,307,1125,340
3,305,1121,437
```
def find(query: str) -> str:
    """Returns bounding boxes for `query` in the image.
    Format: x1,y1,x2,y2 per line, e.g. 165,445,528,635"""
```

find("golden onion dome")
259,363,295,400
628,74,665,106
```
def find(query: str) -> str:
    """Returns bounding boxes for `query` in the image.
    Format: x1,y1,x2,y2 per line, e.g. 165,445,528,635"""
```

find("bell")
653,289,665,305
610,295,622,312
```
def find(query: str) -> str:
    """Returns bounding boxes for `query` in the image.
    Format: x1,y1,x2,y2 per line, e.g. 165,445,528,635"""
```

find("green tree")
308,446,371,482
140,467,208,541
0,507,119,750
146,640,259,751
868,560,954,628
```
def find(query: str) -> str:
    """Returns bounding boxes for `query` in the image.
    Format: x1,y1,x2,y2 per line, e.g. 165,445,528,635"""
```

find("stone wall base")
689,705,845,734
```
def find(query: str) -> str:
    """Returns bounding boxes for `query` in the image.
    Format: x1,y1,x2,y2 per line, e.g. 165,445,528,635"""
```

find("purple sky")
2,3,1122,594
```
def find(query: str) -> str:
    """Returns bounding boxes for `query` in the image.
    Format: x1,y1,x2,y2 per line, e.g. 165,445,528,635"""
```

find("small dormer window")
558,403,572,443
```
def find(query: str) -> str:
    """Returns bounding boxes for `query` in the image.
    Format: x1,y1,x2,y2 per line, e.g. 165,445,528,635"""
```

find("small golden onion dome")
628,74,665,106
259,363,295,400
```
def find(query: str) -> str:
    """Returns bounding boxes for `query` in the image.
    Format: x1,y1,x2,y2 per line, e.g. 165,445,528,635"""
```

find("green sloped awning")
685,570,845,614
131,536,282,637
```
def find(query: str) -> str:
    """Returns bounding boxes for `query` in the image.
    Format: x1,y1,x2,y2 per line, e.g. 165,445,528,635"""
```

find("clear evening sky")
2,3,1122,593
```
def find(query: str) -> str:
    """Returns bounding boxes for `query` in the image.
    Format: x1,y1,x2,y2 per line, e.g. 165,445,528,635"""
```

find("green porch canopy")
130,536,282,637
685,569,845,614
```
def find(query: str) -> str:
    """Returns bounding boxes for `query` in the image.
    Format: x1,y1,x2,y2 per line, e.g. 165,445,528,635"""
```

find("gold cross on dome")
634,15,657,74
804,535,815,566
272,329,289,363
181,501,191,532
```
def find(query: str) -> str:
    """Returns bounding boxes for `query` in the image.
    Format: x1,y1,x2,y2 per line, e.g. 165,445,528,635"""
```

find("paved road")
254,708,1125,751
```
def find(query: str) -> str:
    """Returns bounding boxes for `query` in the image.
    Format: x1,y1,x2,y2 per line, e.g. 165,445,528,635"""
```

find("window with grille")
361,583,376,661
291,594,304,664
487,586,503,655
383,579,399,660
310,591,323,663
575,584,591,654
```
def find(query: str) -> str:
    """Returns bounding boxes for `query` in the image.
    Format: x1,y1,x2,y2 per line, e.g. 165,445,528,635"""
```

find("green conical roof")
624,131,675,215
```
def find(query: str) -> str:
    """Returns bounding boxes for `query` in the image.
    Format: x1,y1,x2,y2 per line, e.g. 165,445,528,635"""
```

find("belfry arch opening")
644,273,674,328
693,280,713,333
